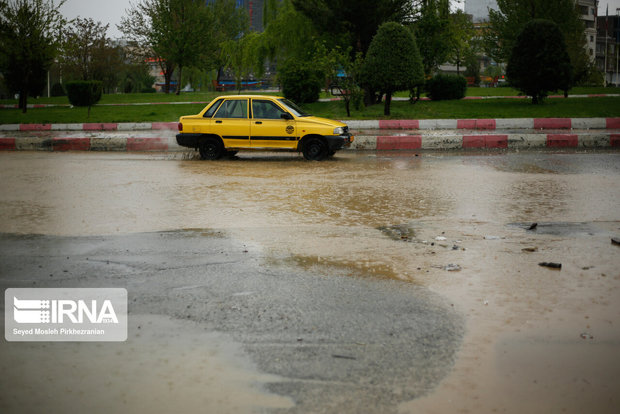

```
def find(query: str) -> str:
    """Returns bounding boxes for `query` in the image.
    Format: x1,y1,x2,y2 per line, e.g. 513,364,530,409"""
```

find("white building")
577,0,598,62
465,0,598,63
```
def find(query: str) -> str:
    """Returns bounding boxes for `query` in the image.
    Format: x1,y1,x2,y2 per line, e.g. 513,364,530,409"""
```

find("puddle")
0,314,293,414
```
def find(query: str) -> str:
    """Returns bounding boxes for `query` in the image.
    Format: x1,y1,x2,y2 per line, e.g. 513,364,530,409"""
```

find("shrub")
65,80,103,117
279,60,323,104
50,83,65,97
426,74,467,101
361,22,424,115
506,19,573,104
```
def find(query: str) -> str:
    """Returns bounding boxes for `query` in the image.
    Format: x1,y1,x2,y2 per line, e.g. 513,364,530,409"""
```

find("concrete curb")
0,122,179,132
352,133,619,150
1,117,619,133
1,133,618,152
346,117,620,131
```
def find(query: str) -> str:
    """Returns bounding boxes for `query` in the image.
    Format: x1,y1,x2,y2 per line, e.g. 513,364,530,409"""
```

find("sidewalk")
1,117,619,152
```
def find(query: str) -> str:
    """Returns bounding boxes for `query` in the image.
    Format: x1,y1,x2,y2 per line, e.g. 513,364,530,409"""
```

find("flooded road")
1,151,619,413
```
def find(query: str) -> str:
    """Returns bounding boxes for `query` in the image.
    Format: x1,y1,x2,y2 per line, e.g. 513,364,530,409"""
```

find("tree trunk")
176,66,183,95
19,89,27,114
384,91,392,116
164,70,172,94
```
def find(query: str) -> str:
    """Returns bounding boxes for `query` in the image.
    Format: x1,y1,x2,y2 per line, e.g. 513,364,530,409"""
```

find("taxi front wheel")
302,137,328,161
199,137,224,160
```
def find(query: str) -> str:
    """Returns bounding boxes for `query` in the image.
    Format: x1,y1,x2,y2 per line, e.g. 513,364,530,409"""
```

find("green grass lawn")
1,97,618,124
1,86,618,106
1,89,619,124
304,97,620,120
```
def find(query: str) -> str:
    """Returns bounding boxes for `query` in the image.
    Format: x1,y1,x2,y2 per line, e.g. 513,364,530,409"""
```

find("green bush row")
426,74,468,101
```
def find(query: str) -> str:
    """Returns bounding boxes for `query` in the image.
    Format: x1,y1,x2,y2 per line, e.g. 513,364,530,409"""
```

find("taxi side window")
252,100,287,120
203,98,224,118
214,100,248,119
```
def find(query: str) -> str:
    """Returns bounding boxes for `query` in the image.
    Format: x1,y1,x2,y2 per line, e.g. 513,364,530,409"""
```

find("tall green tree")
485,0,589,83
506,19,573,104
361,22,424,116
414,0,451,76
59,18,116,81
258,0,319,64
120,0,246,94
223,32,265,93
291,0,415,56
208,0,249,84
447,10,476,75
0,0,66,112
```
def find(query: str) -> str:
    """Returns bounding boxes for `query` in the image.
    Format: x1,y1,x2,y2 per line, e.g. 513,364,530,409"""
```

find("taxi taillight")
178,122,183,132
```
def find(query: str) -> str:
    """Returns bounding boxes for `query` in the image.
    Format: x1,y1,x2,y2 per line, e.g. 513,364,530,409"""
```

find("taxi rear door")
212,99,251,148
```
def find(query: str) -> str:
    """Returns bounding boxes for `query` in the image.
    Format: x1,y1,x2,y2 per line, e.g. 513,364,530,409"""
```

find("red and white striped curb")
354,133,620,150
1,117,619,132
347,117,620,131
0,122,178,132
1,133,618,152
0,136,174,151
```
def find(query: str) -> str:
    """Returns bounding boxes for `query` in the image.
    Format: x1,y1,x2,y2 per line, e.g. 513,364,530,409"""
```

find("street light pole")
616,8,619,86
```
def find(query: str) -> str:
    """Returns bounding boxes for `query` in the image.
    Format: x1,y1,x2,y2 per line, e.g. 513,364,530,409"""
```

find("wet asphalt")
0,229,463,414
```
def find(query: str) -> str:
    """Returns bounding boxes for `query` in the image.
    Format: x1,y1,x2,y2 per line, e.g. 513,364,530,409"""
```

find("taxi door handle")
215,120,222,124
255,121,262,125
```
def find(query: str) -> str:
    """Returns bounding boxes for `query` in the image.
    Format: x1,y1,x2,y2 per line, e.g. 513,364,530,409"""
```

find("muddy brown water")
0,151,619,413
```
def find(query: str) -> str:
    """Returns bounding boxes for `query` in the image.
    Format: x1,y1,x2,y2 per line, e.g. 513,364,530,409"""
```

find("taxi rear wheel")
199,137,224,160
302,137,328,161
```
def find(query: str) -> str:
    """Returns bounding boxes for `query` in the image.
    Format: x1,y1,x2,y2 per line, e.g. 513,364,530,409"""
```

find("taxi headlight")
333,126,345,135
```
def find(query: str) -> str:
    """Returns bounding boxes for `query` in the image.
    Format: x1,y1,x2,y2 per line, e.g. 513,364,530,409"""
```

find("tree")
485,0,589,83
464,51,481,86
206,0,249,85
291,0,415,56
223,32,265,93
59,17,124,93
361,22,424,116
0,0,66,112
256,0,318,65
119,0,242,94
414,0,451,76
60,18,109,81
447,10,476,75
506,19,573,104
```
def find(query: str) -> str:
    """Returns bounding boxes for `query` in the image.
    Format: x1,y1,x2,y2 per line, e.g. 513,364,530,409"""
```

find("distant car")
176,95,354,160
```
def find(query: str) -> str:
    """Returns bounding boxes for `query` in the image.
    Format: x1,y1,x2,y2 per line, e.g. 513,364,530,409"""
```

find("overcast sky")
60,0,620,40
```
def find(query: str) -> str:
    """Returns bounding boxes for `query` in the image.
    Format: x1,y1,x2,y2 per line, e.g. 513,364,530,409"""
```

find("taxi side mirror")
280,113,293,120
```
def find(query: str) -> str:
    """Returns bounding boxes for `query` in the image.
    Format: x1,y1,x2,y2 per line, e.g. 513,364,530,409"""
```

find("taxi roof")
215,95,285,100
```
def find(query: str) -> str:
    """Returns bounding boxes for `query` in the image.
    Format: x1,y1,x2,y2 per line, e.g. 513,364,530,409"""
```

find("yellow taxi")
176,95,353,160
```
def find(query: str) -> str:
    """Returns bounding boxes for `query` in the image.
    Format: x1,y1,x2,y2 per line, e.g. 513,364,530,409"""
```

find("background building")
596,13,620,85
464,0,498,23
578,0,598,62
207,0,265,32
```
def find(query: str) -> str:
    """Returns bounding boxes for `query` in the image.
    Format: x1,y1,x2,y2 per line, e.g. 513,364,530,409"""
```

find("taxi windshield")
278,99,311,117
